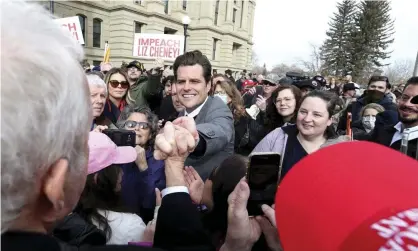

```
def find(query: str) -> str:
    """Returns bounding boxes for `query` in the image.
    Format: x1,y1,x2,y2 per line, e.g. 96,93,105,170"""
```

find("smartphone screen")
246,153,281,216
102,129,136,147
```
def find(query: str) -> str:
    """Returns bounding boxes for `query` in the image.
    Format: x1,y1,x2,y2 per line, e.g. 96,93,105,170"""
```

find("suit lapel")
194,97,212,124
382,125,397,146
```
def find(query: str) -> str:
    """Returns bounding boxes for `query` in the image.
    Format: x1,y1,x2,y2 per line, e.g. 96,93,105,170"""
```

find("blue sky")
253,0,418,69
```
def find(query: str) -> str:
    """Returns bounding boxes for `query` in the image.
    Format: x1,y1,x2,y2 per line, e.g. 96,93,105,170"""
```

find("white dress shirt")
184,97,209,118
390,122,418,146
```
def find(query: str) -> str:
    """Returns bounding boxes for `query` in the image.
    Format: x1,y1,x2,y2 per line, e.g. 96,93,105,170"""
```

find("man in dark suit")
172,50,234,180
369,77,418,159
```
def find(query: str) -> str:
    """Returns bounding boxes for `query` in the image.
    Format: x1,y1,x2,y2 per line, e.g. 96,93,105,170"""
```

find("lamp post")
182,15,191,53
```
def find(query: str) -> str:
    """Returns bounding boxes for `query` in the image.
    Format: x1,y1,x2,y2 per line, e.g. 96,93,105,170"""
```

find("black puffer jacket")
52,213,106,251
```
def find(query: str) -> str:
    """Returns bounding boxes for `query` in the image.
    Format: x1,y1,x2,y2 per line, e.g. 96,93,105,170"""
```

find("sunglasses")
125,121,150,129
109,80,129,89
262,81,277,87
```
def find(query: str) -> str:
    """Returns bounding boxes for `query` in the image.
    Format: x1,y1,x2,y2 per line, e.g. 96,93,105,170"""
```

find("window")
163,0,168,14
164,27,177,34
214,0,220,25
212,38,219,60
240,0,244,28
93,18,102,48
233,8,237,24
135,21,143,33
93,60,101,66
77,14,86,45
182,0,187,10
232,43,241,58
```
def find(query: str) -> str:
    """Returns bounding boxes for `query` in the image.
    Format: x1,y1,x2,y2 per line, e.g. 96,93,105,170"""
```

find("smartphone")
246,153,281,216
102,129,136,147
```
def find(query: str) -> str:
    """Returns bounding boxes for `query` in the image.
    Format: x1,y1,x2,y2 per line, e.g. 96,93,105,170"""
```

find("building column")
240,0,248,30
199,1,214,26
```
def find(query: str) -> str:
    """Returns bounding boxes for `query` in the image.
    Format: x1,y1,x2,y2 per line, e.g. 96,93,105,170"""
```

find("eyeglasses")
109,80,129,89
262,81,277,87
274,97,295,104
124,120,150,129
128,67,140,72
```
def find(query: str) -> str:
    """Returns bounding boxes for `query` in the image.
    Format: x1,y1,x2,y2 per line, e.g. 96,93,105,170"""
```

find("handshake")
153,116,199,162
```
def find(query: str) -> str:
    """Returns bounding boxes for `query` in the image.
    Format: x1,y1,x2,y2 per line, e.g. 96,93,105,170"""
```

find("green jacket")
127,73,162,109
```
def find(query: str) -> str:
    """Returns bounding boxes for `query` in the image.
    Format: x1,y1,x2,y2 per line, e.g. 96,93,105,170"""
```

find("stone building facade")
39,0,256,74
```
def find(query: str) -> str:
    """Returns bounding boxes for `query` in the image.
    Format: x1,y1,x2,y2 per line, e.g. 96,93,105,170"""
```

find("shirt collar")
394,122,418,133
184,97,208,118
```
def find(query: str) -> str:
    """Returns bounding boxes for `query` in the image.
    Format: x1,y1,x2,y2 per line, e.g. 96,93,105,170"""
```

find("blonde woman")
351,103,385,140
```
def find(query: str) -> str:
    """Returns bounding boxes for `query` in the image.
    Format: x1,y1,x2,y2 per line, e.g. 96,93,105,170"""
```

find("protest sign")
133,33,184,61
56,16,85,45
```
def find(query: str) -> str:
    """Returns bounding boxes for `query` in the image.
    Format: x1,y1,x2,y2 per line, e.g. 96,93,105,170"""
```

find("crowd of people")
2,1,418,251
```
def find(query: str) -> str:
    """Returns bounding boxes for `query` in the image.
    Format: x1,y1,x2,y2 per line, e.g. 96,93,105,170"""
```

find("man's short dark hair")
404,77,418,90
368,75,390,89
173,50,212,83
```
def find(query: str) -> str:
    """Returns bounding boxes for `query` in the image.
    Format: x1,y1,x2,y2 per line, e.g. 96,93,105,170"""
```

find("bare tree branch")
382,59,414,85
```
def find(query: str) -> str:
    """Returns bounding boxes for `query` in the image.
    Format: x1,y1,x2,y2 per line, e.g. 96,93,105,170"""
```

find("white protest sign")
56,16,85,45
133,33,184,61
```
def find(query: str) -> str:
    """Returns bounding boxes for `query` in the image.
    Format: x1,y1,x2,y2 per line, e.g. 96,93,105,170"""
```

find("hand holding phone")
246,153,281,216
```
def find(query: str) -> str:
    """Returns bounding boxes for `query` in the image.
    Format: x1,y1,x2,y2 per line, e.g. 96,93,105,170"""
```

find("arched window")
93,18,102,48
76,14,86,45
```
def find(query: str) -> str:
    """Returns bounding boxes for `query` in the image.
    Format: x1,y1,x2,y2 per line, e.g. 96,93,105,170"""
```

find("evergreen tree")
348,0,395,79
320,0,357,77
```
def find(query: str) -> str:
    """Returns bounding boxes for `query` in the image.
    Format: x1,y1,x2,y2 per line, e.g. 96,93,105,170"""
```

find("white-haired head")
86,73,107,118
86,73,108,94
1,1,91,233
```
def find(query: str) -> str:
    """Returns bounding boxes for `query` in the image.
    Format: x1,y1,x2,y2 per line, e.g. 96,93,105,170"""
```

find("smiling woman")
265,85,302,133
116,106,166,223
252,90,343,182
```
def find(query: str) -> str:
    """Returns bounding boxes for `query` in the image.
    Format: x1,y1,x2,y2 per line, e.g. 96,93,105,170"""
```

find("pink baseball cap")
275,141,418,251
88,132,137,174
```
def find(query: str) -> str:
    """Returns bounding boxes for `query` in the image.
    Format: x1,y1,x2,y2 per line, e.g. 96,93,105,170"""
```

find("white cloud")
253,0,418,69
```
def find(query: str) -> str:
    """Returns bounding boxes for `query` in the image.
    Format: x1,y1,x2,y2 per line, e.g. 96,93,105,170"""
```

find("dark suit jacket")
179,96,234,180
2,193,213,251
369,123,418,159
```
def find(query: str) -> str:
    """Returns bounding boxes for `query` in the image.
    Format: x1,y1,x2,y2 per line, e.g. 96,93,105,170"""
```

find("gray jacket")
180,96,235,180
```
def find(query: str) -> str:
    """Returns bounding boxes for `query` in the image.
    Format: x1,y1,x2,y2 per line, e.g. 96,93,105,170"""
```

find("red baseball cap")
275,141,418,251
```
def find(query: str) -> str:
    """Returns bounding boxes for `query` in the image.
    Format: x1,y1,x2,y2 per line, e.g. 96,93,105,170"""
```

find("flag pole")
103,41,110,63
414,51,418,77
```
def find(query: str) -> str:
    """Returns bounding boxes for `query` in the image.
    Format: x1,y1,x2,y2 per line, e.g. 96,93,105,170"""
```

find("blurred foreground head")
275,141,418,251
1,1,91,233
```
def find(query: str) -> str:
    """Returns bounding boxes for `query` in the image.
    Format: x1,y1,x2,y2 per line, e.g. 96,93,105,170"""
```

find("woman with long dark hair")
213,80,248,152
77,132,146,244
103,68,131,124
265,85,302,132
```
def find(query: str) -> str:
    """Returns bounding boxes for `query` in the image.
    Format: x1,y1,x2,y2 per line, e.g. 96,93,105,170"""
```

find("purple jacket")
121,149,165,211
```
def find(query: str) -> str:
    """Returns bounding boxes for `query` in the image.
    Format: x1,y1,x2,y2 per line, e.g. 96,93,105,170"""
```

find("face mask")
365,90,385,103
215,94,228,104
362,116,376,130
